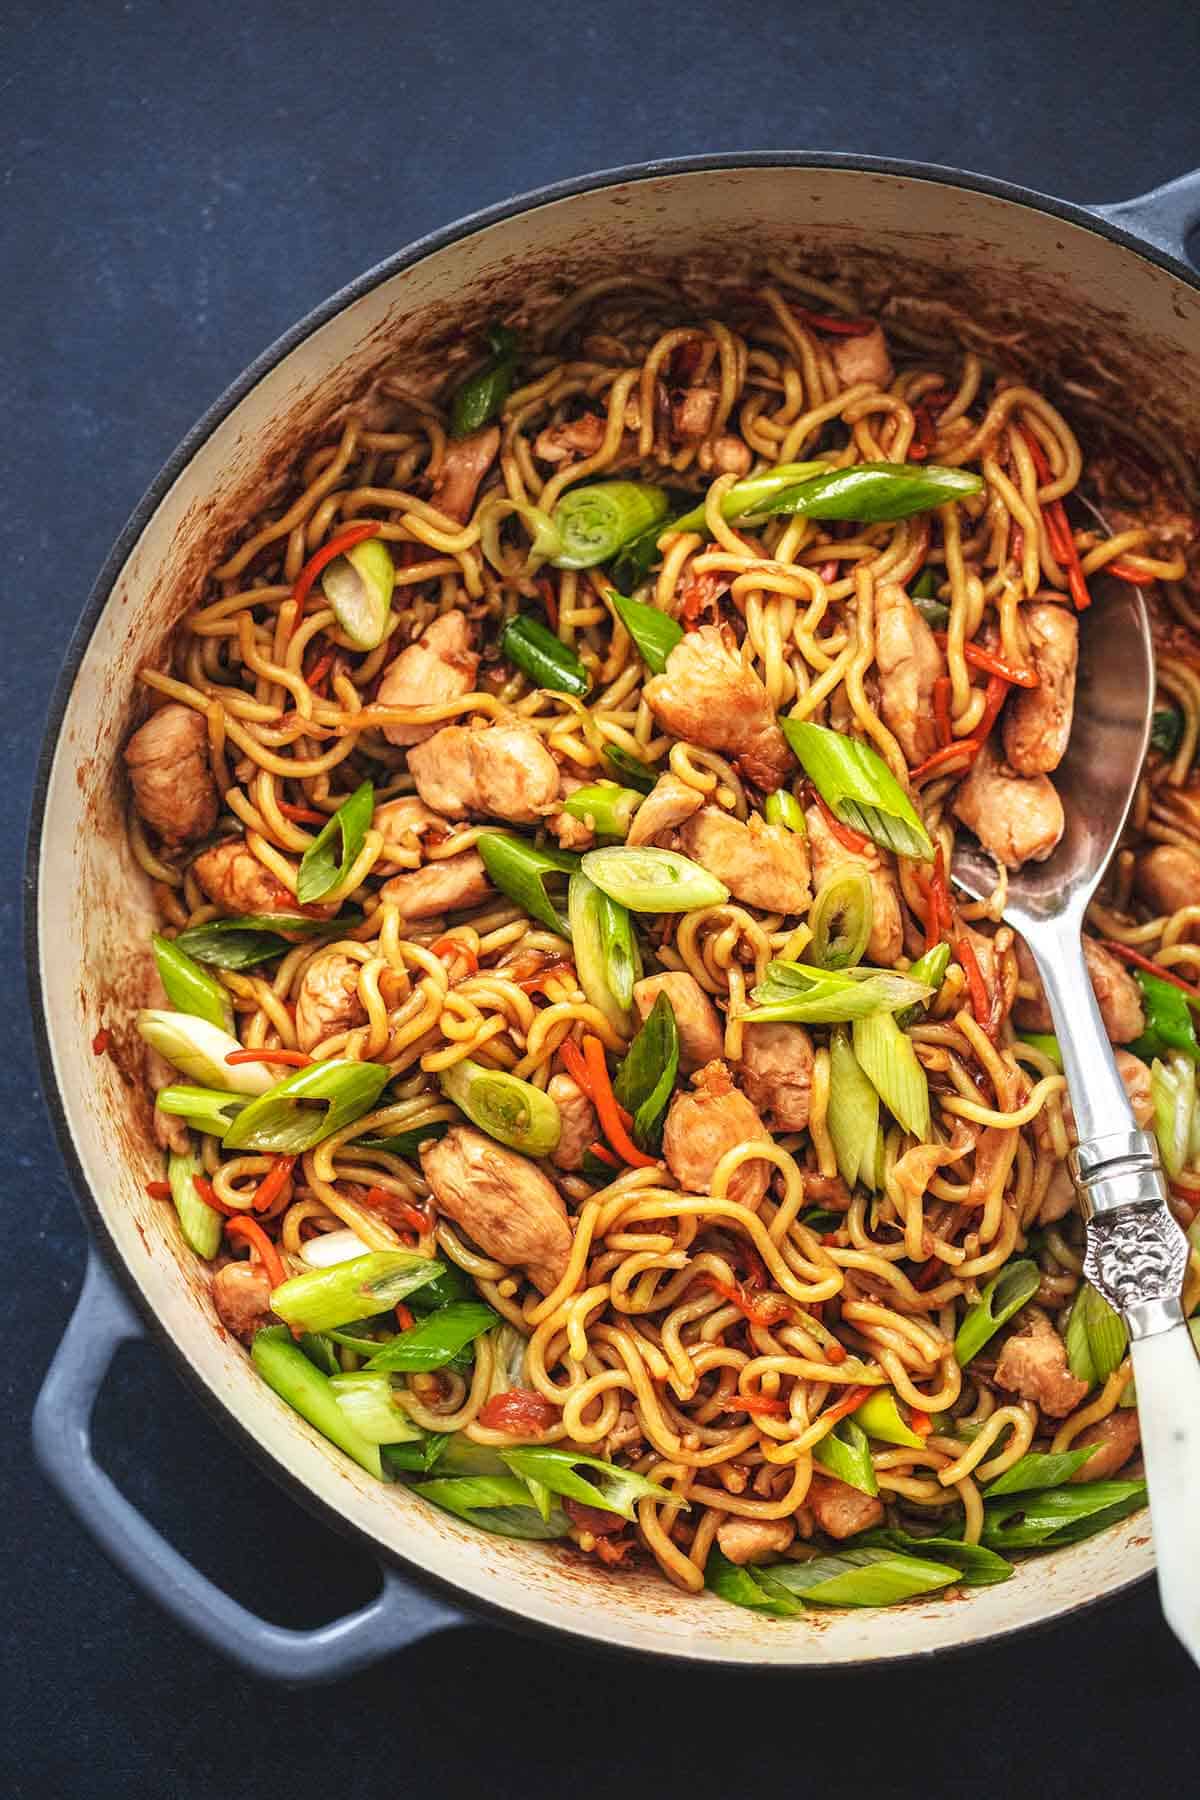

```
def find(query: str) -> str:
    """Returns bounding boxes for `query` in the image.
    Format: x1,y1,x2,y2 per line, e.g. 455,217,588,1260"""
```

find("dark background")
7,0,1200,1793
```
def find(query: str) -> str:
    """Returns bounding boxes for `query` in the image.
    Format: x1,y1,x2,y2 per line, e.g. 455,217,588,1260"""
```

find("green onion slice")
363,1301,499,1372
747,462,983,526
1064,1282,1129,1388
252,1326,383,1479
136,1010,276,1094
561,782,643,840
581,845,729,914
328,1372,424,1445
320,538,395,650
498,1445,677,1521
983,1446,1098,1496
416,1474,570,1539
1130,969,1200,1063
602,745,659,793
607,588,683,675
743,960,933,1027
439,1057,562,1156
1151,706,1184,756
852,1011,931,1139
764,1547,960,1608
296,779,374,905
704,1546,805,1617
763,788,807,834
896,942,951,1028
568,869,639,1033
613,990,680,1152
826,1027,879,1192
1150,1052,1196,1178
670,461,830,535
450,322,518,438
853,1389,925,1448
166,1148,222,1259
854,1528,1013,1586
809,868,873,970
174,912,360,970
781,718,934,862
154,1083,246,1137
550,482,670,571
477,833,577,935
500,613,591,698
954,1258,1041,1366
813,1415,878,1496
152,933,234,1032
1015,1030,1063,1069
222,1057,391,1153
270,1250,445,1335
980,1480,1147,1551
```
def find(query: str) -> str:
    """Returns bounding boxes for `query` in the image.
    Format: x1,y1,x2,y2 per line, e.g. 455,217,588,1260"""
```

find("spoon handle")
1029,912,1133,1142
1129,1322,1200,1666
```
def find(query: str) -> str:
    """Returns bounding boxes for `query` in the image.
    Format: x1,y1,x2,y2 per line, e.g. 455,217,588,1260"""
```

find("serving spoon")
951,577,1200,1667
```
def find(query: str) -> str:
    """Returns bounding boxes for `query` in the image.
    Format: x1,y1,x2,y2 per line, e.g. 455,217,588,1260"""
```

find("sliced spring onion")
747,462,983,526
477,833,576,935
568,868,639,1033
1150,1052,1196,1177
1151,705,1184,755
895,942,951,1028
500,613,591,697
853,1389,925,1449
174,912,359,969
581,845,729,914
381,1432,452,1474
352,1118,450,1159
813,1415,878,1496
439,1057,561,1157
1016,1030,1063,1070
669,461,830,535
954,1258,1041,1366
329,1372,424,1445
320,538,395,650
298,1332,341,1376
437,1435,511,1478
152,933,234,1032
914,595,951,628
911,567,941,599
1131,969,1200,1064
763,788,807,834
765,1547,960,1608
154,1083,246,1137
498,1445,677,1521
606,588,683,675
743,960,933,1026
270,1250,445,1335
826,1027,879,1191
1064,1282,1129,1388
980,1480,1146,1551
136,1010,275,1094
299,1228,372,1269
983,1446,1098,1496
602,744,658,793
852,1011,930,1139
550,482,670,571
416,1474,570,1539
296,779,374,905
704,1546,805,1618
222,1058,391,1154
252,1326,383,1479
854,1529,1013,1586
362,1301,499,1372
561,782,643,840
613,990,680,1152
809,868,873,970
166,1148,222,1259
450,322,518,438
781,718,934,862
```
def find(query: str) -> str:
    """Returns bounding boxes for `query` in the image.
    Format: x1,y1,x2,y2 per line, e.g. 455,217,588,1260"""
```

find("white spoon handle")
1130,1322,1200,1666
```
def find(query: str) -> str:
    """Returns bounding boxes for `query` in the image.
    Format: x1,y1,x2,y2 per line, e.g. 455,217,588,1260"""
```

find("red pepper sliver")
797,309,875,337
726,1391,789,1417
251,1154,296,1214
1101,941,1200,1006
1106,559,1156,587
394,1302,415,1332
956,929,992,1031
224,1214,287,1287
933,675,953,749
587,1140,621,1170
820,1385,875,1427
558,1035,596,1101
290,521,382,639
582,1035,659,1169
431,935,480,974
192,1173,239,1218
975,673,1012,746
536,574,559,634
145,1180,172,1199
92,1028,112,1056
305,648,336,688
810,787,870,854
278,801,329,825
915,1257,944,1291
910,739,982,784
910,1409,934,1437
933,634,1038,688
363,1187,431,1236
226,1047,313,1068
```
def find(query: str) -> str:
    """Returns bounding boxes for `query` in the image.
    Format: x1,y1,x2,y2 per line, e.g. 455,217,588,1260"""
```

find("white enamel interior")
38,162,1197,1665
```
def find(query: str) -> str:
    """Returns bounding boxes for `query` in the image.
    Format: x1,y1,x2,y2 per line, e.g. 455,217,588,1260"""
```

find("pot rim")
28,149,1186,1668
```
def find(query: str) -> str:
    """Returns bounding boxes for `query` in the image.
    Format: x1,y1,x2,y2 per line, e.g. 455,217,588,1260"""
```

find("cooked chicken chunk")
372,795,447,873
952,741,1064,869
662,1061,772,1208
804,1471,885,1539
737,1022,814,1132
407,723,560,823
212,1261,274,1343
875,581,943,765
1069,1411,1141,1482
533,412,606,464
421,1125,572,1292
1002,603,1078,775
716,1517,796,1565
124,703,219,847
1134,843,1200,917
377,608,479,747
295,952,366,1052
678,808,811,915
994,1311,1089,1417
1013,935,1144,1044
644,627,793,791
830,323,892,392
379,851,492,920
429,425,500,523
633,970,724,1071
697,434,753,477
193,837,296,915
548,1072,598,1172
671,386,718,441
805,800,903,964
1037,1161,1076,1227
149,1046,191,1154
626,771,704,847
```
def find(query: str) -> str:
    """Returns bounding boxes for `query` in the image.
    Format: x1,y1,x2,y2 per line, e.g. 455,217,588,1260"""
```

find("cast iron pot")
28,153,1200,1683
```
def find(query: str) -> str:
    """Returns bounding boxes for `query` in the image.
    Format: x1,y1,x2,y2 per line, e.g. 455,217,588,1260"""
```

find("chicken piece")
671,387,718,442
830,323,893,392
429,425,500,523
1002,603,1078,775
379,851,492,920
715,1517,796,1566
952,740,1064,869
633,970,724,1071
377,608,480,747
875,581,943,765
149,1046,191,1154
678,808,811,915
644,627,793,791
994,1311,1089,1418
548,809,595,851
533,412,606,464
372,795,447,874
124,703,219,847
294,952,367,1052
193,837,296,915
1134,844,1200,917
627,772,704,848
1069,1411,1141,1482
662,1061,772,1208
1013,935,1144,1044
547,1073,598,1172
737,1022,814,1132
212,1262,274,1344
1038,1162,1076,1226
805,801,903,965
805,1471,885,1540
421,1125,572,1293
407,723,560,823
697,434,753,477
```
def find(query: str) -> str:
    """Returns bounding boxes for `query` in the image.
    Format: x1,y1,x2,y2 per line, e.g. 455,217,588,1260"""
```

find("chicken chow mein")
113,268,1200,1614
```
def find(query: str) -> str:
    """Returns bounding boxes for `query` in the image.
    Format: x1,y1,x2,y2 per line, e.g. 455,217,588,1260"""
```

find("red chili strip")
431,935,480,974
192,1173,239,1218
820,1385,875,1427
304,647,336,688
975,673,1012,745
224,1214,287,1286
587,1140,622,1170
536,574,559,633
145,1180,172,1200
1106,559,1156,587
1020,427,1091,610
809,786,870,854
909,740,982,784
1101,942,1200,1006
933,633,1038,688
956,929,992,1031
797,309,875,337
725,1392,789,1418
226,1047,313,1068
909,1409,934,1437
278,801,329,825
251,1154,296,1214
394,1303,415,1332
290,521,382,638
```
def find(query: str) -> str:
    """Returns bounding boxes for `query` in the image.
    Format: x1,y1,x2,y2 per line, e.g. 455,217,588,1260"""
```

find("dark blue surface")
6,0,1200,1792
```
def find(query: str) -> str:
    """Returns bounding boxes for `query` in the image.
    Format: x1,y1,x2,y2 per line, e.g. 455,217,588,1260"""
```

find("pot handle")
32,1251,466,1684
1089,168,1200,266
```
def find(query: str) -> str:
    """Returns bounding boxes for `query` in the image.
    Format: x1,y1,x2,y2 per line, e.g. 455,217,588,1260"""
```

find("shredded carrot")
394,1302,415,1331
582,1035,659,1168
1020,428,1091,610
587,1140,621,1169
725,1391,789,1417
909,1409,934,1437
956,928,992,1031
928,845,953,945
144,1180,172,1199
290,521,382,639
1101,940,1200,1006
226,1047,312,1068
431,935,479,974
225,1214,288,1287
536,574,559,634
252,1154,296,1214
517,957,577,996
810,787,870,854
820,1384,874,1426
797,309,874,337
1106,559,1155,587
933,633,1037,688
92,1028,112,1056
910,739,981,784
558,1036,596,1100
975,672,1012,746
701,1273,790,1328
933,675,952,749
362,1187,431,1235
304,647,336,688
278,801,329,825
192,1173,238,1218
